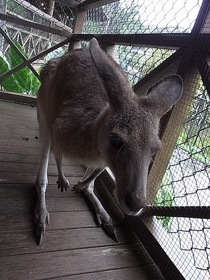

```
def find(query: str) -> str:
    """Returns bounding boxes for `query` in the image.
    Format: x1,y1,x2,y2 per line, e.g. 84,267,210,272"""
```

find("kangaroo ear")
89,38,132,109
145,75,183,118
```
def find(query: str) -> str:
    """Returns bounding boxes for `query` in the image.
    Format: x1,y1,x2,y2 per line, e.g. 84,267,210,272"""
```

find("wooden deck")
0,100,164,280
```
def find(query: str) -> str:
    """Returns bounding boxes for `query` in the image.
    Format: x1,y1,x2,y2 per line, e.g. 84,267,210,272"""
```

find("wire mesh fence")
83,0,202,34
82,0,201,85
155,81,210,279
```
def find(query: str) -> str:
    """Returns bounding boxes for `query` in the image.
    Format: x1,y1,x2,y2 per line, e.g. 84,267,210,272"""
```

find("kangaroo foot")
34,206,50,245
96,208,118,242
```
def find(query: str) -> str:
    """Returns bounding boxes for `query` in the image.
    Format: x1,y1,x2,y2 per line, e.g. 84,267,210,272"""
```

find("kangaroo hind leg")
35,129,51,245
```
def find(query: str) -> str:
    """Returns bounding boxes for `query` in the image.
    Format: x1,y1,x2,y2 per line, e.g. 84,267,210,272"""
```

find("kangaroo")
35,38,183,244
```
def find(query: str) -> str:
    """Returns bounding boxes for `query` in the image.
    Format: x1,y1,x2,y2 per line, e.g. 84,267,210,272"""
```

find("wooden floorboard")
0,100,162,280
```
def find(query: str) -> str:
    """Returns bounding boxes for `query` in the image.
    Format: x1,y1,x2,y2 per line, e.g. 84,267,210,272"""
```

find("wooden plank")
0,153,41,164
0,161,84,174
0,183,81,197
0,117,38,128
0,227,130,256
0,211,96,232
0,138,40,149
0,196,89,213
0,128,39,140
0,91,37,105
0,135,40,145
0,141,40,151
0,100,37,118
0,172,83,184
0,244,149,280
51,266,161,280
0,152,80,166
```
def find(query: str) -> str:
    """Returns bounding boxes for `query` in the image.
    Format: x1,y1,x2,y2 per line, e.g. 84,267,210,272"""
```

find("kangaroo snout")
119,191,145,216
125,193,144,213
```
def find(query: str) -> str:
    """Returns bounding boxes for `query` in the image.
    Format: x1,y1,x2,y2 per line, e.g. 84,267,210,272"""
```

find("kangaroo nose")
125,193,141,213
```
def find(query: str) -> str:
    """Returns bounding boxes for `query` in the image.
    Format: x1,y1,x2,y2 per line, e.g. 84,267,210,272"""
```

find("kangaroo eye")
110,135,124,151
151,145,161,156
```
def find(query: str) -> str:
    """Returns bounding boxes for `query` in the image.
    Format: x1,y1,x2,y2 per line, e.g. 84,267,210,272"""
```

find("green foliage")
0,57,22,93
0,40,40,95
154,172,173,230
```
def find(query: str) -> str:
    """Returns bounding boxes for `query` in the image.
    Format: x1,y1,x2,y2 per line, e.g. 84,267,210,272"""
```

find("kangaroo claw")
97,214,118,242
36,223,45,245
57,177,70,192
34,208,50,245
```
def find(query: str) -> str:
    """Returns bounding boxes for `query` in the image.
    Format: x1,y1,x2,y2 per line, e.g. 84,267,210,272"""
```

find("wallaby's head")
90,38,183,215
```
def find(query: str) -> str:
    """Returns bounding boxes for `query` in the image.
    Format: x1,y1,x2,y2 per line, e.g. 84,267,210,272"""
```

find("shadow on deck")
0,100,163,280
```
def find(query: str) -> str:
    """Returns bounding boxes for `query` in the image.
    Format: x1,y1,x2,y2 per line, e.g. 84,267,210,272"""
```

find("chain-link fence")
0,0,76,95
155,81,210,279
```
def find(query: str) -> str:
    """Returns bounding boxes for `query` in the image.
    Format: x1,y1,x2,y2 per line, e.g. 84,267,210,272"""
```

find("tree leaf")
0,56,23,93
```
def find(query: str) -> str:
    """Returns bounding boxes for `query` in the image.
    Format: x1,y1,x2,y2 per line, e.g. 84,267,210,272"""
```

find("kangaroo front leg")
54,149,70,192
74,167,104,192
35,134,51,245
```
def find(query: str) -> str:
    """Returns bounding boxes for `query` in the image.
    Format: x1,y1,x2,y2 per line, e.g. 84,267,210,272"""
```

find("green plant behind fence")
0,40,40,96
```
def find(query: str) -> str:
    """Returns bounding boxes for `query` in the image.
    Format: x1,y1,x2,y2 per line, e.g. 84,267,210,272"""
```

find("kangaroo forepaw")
57,177,70,192
34,208,50,245
73,181,86,193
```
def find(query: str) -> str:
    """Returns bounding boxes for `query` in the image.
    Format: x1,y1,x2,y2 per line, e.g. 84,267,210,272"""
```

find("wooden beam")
197,56,210,98
0,13,72,37
0,90,37,106
78,0,119,11
141,206,210,219
191,0,210,34
72,33,210,51
68,9,87,49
